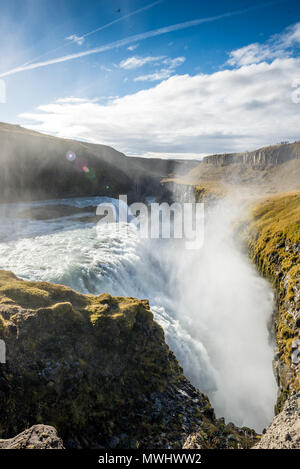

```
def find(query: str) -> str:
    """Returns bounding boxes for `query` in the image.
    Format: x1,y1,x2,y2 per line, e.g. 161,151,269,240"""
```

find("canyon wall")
201,142,300,168
0,270,258,449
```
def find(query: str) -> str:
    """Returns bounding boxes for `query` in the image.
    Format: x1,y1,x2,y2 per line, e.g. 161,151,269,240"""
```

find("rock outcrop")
253,393,300,449
0,270,258,449
178,142,300,199
0,425,64,449
201,142,300,168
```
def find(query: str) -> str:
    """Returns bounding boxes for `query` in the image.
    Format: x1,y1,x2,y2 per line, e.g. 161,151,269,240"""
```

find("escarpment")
0,271,258,449
201,141,300,168
174,141,300,199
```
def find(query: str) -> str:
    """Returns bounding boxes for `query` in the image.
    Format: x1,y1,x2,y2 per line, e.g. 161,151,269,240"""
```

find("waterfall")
0,194,277,431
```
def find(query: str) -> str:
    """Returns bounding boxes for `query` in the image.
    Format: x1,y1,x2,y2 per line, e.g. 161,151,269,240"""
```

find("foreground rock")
0,270,258,449
253,393,300,449
0,425,64,449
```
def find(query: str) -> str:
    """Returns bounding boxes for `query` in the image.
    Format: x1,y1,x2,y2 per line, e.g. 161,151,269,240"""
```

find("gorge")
0,124,299,449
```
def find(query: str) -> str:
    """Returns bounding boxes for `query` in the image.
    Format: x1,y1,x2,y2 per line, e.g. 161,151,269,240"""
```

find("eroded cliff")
0,271,258,449
244,192,300,411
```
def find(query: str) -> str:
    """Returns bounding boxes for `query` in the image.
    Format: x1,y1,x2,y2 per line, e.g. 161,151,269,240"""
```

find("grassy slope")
245,192,300,410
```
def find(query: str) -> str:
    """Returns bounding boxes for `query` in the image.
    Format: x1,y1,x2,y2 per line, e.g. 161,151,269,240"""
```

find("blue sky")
0,0,299,158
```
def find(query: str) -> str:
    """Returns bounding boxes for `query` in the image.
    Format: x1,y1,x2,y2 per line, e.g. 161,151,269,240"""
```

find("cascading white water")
0,195,277,431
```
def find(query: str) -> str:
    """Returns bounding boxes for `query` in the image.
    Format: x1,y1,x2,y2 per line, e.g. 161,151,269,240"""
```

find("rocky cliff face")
0,271,258,449
180,142,300,198
202,142,300,169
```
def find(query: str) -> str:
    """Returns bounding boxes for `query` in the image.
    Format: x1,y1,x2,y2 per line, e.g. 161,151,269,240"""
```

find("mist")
161,197,277,431
0,193,277,432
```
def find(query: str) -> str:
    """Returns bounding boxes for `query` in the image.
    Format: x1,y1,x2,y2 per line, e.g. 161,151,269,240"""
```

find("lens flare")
87,168,97,181
66,151,76,161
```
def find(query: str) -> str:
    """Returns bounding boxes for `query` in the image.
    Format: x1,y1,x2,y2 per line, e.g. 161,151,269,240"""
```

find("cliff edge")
0,270,258,449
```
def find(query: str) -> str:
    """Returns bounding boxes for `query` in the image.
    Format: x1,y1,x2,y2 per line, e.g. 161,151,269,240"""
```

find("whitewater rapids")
0,196,277,431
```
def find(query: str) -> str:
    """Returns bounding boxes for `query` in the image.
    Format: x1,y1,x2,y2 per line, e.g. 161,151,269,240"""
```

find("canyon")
0,124,299,449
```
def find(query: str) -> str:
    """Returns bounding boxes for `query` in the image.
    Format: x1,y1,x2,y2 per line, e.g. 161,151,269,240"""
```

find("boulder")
0,425,64,449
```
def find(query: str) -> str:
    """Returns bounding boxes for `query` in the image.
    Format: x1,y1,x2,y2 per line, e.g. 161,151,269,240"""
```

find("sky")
0,0,299,159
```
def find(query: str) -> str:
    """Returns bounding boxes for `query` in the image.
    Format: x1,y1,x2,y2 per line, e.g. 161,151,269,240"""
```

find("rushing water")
0,196,277,431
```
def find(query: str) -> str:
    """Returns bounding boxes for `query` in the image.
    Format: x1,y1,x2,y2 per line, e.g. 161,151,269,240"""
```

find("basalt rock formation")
0,270,258,449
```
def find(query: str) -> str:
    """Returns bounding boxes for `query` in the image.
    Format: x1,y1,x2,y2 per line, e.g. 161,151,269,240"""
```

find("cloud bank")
16,20,300,159
19,55,300,158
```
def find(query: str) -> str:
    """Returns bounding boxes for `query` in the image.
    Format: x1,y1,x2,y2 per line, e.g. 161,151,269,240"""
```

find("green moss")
242,192,300,408
0,270,190,447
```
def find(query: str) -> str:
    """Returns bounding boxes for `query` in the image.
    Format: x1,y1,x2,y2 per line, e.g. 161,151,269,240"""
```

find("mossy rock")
240,192,300,411
0,270,259,449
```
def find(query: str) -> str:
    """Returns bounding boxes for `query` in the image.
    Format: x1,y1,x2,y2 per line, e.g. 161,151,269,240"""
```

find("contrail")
78,0,163,40
12,0,164,70
0,1,285,78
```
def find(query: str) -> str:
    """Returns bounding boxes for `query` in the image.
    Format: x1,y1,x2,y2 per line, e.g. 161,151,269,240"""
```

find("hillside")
175,141,300,200
0,123,196,204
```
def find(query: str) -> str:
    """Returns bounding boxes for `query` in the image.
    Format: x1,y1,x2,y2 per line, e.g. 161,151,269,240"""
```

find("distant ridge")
0,122,196,203
202,141,300,168
180,140,300,196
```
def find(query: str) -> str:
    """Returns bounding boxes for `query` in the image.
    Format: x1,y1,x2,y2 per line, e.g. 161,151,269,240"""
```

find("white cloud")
128,44,139,51
19,57,300,158
56,97,89,104
66,34,85,46
130,151,205,160
134,69,174,82
100,65,113,72
134,56,185,81
119,56,164,70
164,57,186,67
278,22,300,47
228,22,300,67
